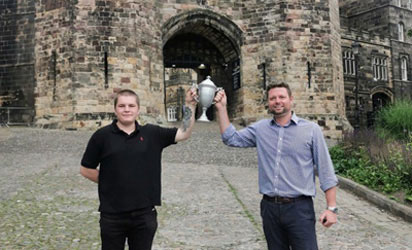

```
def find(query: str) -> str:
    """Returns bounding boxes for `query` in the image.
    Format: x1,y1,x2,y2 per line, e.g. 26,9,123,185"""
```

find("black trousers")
99,207,158,250
260,196,318,250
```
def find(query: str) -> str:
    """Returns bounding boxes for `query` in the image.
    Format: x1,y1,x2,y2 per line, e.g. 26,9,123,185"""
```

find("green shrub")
330,142,412,199
329,145,369,174
330,123,412,204
345,163,403,193
376,100,412,141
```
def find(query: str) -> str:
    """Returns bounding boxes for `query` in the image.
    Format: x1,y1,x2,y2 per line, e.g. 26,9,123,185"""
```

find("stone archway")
372,93,391,110
369,88,393,127
162,9,242,121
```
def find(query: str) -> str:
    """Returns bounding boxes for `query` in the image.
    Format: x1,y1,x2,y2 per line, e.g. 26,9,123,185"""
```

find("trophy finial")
206,75,211,80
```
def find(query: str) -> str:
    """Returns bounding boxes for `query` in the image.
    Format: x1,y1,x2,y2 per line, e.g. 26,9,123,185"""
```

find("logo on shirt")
139,136,144,141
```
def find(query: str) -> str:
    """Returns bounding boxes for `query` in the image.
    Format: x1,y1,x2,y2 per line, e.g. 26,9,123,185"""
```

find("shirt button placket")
274,127,283,196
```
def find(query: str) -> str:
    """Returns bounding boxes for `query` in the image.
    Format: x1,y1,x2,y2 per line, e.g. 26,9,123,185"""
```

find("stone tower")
0,0,348,140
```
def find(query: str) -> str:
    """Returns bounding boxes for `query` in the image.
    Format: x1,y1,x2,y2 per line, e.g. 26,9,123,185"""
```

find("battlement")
341,28,391,46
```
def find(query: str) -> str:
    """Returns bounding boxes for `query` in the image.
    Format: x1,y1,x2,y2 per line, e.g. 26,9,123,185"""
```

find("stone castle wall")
71,0,167,128
237,0,347,139
34,0,75,128
0,0,35,124
341,28,392,127
388,6,412,100
4,0,349,140
341,0,412,102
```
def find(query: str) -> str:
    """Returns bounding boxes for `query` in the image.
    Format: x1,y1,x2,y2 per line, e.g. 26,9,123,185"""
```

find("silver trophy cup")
192,76,223,122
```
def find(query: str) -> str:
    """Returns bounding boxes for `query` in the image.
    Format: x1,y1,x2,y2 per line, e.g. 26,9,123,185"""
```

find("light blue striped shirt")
222,113,338,198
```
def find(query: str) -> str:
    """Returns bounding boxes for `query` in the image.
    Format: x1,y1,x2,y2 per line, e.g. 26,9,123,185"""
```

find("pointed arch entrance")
162,9,242,121
368,87,393,127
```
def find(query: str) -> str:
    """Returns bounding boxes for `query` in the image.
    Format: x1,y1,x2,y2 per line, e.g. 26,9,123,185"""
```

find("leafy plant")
375,100,412,141
330,135,412,203
406,195,412,203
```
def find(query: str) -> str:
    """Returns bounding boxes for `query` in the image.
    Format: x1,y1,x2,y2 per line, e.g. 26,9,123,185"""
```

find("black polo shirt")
81,120,178,214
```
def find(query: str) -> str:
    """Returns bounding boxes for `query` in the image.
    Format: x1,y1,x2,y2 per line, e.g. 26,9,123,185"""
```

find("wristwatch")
327,206,338,214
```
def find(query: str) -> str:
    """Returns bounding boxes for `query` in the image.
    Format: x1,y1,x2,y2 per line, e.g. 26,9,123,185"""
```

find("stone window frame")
398,22,405,42
167,106,178,122
342,50,356,76
372,56,388,81
397,0,402,7
409,0,412,9
401,56,409,81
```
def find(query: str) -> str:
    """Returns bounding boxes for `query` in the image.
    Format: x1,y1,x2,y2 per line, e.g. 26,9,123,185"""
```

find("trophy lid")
199,76,216,87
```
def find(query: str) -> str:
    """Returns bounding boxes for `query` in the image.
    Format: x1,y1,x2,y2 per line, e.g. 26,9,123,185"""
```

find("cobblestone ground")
1,122,412,249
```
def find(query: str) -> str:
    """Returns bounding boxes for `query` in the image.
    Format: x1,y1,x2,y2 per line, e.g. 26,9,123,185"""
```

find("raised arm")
214,89,230,134
175,87,197,142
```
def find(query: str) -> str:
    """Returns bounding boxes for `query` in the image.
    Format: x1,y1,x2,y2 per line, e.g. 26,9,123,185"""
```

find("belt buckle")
278,196,292,203
274,196,287,203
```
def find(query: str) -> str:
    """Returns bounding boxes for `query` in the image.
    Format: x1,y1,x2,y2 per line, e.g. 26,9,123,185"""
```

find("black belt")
263,194,309,204
101,206,154,219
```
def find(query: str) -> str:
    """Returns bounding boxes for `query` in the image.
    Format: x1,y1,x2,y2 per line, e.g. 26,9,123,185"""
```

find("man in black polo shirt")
80,88,197,250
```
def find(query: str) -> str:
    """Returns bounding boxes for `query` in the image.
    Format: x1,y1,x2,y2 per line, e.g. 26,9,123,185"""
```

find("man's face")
267,87,293,116
114,95,139,125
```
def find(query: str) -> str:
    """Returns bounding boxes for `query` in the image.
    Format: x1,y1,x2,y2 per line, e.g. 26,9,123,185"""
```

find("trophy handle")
191,83,199,102
211,87,224,105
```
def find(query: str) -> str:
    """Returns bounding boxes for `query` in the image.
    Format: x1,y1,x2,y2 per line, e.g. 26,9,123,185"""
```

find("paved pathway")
0,122,411,249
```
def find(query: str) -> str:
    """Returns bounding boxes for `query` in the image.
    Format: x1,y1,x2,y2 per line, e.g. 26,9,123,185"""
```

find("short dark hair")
266,82,292,97
114,89,140,108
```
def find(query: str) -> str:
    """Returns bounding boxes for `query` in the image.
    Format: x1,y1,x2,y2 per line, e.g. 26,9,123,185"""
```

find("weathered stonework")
0,0,35,124
237,0,348,139
1,0,371,141
340,0,412,128
341,29,392,127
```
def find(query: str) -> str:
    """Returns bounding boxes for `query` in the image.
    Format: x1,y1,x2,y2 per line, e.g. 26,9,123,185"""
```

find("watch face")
329,207,338,214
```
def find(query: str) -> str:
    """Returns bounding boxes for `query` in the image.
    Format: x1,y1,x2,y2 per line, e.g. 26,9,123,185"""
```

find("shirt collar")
270,111,299,126
111,119,140,134
290,112,299,124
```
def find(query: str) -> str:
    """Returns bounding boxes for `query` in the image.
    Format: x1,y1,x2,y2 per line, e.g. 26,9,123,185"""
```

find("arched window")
401,57,408,81
399,23,405,41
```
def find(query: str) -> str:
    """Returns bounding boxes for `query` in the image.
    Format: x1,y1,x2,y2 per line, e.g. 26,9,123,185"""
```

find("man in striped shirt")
214,82,338,250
